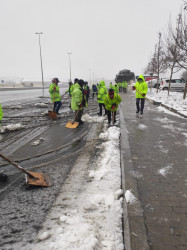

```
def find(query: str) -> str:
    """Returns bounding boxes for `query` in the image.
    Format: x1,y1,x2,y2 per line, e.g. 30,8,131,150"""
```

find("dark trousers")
75,110,83,122
107,110,116,123
99,103,106,115
54,101,62,113
136,98,145,113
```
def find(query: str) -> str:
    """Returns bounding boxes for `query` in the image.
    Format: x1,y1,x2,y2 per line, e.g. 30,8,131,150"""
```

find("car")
160,79,185,91
147,79,161,88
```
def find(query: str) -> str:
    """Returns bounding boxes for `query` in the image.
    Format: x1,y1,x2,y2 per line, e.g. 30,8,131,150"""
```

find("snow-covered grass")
30,126,124,250
147,89,187,116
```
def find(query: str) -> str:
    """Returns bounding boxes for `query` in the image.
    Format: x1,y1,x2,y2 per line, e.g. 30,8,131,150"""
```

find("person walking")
132,75,148,115
92,84,97,99
104,89,121,125
49,78,62,115
71,79,87,124
0,104,3,126
84,82,90,103
97,80,107,116
123,81,128,93
112,83,119,94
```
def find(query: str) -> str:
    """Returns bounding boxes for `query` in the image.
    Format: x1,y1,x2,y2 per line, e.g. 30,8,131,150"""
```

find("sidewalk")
120,91,187,250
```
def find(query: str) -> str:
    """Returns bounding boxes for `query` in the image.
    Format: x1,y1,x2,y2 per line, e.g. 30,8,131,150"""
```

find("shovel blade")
25,171,51,187
65,121,79,128
48,110,57,120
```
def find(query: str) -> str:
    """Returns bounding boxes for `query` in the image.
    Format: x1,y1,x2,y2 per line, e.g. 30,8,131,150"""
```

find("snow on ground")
0,123,24,133
137,124,147,130
34,102,49,108
82,113,105,123
30,125,124,250
125,190,137,204
147,89,187,116
158,166,172,177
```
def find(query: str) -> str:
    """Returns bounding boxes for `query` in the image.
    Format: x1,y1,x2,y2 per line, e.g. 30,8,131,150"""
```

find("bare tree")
172,11,187,99
145,33,168,93
164,18,182,95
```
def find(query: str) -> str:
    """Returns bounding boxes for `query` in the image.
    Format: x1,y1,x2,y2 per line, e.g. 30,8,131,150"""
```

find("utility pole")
35,32,44,97
67,53,72,82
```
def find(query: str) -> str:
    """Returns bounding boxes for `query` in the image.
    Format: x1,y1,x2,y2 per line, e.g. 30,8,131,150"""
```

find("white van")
160,79,185,91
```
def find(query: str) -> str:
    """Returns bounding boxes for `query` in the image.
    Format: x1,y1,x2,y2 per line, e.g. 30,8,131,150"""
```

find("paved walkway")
120,90,187,250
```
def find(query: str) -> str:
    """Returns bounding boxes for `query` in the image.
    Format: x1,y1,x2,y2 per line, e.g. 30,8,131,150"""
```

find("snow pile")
147,89,187,116
31,125,124,250
125,190,137,204
82,113,104,123
34,103,48,108
0,123,24,133
158,166,172,177
99,126,120,140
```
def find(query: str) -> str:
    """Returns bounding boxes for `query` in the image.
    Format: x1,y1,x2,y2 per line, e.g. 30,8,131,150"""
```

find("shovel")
65,110,80,129
135,89,161,105
0,153,51,187
112,111,115,126
48,88,57,120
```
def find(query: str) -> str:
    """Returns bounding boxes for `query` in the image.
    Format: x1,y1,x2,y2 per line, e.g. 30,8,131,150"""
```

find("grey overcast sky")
0,0,183,82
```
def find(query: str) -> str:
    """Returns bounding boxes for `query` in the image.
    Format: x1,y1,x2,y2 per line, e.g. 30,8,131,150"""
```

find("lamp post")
35,32,44,97
67,52,72,82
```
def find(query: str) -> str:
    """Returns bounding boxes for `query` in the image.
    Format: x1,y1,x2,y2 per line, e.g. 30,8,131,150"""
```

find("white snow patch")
37,232,51,241
138,124,147,130
0,123,24,133
125,190,137,204
99,126,120,140
35,102,48,108
158,166,172,177
82,113,104,123
182,133,187,137
31,137,44,146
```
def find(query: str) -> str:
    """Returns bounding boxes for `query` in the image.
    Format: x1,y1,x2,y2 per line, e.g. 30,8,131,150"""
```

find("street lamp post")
35,32,44,97
67,52,72,82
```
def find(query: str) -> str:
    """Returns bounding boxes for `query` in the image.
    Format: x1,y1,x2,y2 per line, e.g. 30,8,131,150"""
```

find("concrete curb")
119,104,150,250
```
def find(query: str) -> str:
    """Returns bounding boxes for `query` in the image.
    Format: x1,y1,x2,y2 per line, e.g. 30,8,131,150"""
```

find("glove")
142,93,146,97
132,86,136,90
111,104,116,109
84,90,88,94
79,104,83,108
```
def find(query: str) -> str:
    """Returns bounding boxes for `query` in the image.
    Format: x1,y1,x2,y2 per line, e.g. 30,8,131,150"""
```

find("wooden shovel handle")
0,153,34,178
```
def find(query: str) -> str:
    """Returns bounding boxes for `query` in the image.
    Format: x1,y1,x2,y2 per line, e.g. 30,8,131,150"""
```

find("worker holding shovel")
70,79,87,125
49,78,62,115
0,104,3,126
104,89,121,126
132,75,148,115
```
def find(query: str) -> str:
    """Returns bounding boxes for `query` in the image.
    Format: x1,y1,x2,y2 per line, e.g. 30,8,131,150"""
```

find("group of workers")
0,76,147,128
48,75,148,126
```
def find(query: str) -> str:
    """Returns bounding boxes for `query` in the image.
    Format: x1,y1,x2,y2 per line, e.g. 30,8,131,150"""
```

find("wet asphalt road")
0,96,101,250
121,91,187,250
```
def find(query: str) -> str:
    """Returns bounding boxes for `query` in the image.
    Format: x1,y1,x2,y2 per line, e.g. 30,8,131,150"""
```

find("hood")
74,83,81,89
99,81,105,87
137,75,145,81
